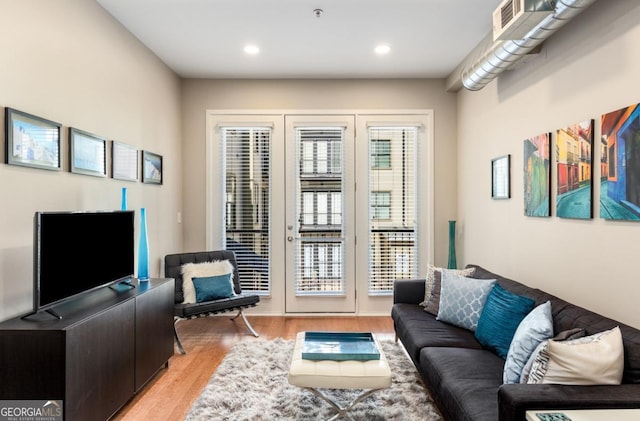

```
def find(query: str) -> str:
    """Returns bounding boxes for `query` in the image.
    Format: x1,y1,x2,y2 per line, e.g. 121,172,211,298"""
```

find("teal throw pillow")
437,271,496,331
475,284,536,359
193,273,234,302
503,301,553,384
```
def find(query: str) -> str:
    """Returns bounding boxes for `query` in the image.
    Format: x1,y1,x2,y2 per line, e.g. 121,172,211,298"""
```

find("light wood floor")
112,315,396,420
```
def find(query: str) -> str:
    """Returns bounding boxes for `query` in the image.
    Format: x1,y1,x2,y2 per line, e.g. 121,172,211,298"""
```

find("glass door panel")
285,116,355,313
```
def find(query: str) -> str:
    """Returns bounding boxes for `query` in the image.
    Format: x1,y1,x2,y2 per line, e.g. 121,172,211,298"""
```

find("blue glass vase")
121,187,128,210
447,220,457,269
138,208,150,281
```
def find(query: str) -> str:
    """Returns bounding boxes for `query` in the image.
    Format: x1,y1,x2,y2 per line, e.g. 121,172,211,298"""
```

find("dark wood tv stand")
0,278,174,421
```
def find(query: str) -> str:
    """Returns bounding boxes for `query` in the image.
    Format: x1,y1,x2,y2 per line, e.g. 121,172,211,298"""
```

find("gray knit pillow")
420,264,475,308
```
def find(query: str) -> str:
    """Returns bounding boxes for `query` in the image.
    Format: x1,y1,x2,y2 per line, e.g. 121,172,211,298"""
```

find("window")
368,127,417,293
300,130,342,177
223,127,271,293
300,191,342,228
295,127,345,294
371,191,391,220
371,139,391,169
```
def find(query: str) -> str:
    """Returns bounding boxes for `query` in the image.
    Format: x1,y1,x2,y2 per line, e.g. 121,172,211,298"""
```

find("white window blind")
223,127,271,293
295,128,344,294
368,127,417,293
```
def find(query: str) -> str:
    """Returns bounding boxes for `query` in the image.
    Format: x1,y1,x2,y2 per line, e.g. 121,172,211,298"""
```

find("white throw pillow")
181,260,235,304
541,326,624,385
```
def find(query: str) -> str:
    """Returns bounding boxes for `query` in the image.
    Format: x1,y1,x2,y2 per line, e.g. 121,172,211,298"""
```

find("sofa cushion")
466,264,553,306
475,284,535,359
174,293,259,318
503,301,554,384
437,271,495,331
391,303,482,364
420,347,504,421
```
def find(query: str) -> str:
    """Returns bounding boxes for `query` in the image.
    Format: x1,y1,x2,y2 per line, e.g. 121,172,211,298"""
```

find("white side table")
526,409,640,421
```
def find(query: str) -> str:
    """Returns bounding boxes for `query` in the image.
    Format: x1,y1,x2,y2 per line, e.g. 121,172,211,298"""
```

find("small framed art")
5,107,61,170
112,141,138,182
69,127,107,177
142,150,163,184
491,154,510,199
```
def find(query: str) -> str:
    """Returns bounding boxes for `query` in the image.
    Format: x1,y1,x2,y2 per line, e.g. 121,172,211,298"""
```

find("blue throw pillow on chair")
193,273,235,302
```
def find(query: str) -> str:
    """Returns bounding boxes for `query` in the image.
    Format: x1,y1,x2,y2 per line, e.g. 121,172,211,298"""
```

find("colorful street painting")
556,120,593,219
524,133,551,217
600,103,640,220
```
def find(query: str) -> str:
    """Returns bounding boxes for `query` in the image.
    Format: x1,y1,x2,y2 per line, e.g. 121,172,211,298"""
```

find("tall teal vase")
121,187,128,210
447,220,457,269
138,208,150,281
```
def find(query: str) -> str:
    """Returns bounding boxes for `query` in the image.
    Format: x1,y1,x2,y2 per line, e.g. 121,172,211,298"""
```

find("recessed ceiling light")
375,44,391,55
244,45,260,55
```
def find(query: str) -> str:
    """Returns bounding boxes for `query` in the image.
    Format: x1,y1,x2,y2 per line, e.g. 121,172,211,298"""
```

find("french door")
284,115,356,313
208,111,432,315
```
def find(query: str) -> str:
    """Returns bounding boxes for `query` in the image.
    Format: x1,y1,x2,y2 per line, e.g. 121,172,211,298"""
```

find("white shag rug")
186,338,443,421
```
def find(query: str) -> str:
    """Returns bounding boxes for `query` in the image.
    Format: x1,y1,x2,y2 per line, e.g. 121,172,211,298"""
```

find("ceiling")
96,0,502,79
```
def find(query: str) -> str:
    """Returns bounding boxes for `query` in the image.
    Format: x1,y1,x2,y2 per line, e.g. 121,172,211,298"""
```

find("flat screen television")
33,210,135,314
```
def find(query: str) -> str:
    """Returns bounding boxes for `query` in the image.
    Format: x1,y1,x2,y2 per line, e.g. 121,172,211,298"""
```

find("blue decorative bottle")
121,187,128,210
138,208,150,281
447,220,457,269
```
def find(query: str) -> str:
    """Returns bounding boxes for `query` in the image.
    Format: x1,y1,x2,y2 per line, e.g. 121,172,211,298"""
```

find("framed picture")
491,154,510,199
112,141,138,182
524,133,551,217
69,127,107,177
556,119,594,219
4,107,61,170
601,103,640,221
142,150,163,184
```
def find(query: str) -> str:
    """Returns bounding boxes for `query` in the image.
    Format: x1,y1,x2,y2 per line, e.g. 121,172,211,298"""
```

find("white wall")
0,0,183,321
181,79,458,314
457,0,640,328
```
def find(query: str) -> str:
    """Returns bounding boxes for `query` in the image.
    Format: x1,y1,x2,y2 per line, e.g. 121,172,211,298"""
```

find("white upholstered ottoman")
288,331,392,420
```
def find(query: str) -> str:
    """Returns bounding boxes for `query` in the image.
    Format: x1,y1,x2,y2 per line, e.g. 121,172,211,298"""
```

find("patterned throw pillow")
424,271,444,316
420,264,475,307
503,301,553,384
436,271,496,331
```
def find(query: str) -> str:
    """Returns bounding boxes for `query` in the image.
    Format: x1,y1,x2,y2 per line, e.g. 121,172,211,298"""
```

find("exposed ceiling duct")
445,0,599,92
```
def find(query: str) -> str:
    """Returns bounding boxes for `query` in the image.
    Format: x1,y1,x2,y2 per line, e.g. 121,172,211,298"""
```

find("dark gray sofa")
391,264,640,421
